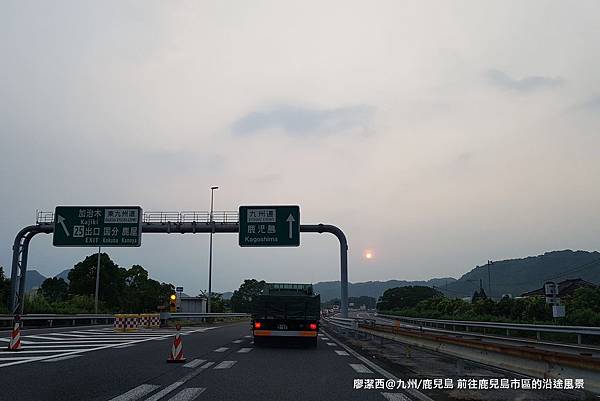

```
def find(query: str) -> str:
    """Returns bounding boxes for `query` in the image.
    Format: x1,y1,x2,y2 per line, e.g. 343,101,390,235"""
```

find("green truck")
251,283,321,347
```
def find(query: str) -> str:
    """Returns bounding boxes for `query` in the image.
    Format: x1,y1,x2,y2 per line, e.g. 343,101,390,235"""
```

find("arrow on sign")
57,215,70,237
286,214,295,239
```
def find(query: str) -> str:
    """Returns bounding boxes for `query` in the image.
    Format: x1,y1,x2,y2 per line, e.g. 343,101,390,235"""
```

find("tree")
471,288,487,303
230,279,266,312
209,293,226,313
377,286,443,311
40,277,68,303
0,266,11,311
68,253,126,309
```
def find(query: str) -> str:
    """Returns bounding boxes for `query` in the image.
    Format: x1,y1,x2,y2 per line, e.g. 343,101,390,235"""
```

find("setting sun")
364,250,374,260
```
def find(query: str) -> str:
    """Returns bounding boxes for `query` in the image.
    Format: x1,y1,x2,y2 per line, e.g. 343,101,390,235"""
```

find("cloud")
232,104,374,136
486,69,564,92
569,96,600,112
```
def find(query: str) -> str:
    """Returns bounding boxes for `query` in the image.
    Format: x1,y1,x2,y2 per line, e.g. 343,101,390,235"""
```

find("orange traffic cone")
167,324,186,363
7,315,22,351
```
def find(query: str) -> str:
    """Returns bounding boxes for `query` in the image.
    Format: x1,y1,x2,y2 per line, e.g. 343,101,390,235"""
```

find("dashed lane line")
335,350,350,356
350,363,374,374
182,359,206,368
237,348,252,353
232,340,243,343
145,381,185,401
326,342,337,346
381,393,412,401
166,388,206,401
321,329,434,401
109,384,160,401
213,347,228,353
213,360,237,369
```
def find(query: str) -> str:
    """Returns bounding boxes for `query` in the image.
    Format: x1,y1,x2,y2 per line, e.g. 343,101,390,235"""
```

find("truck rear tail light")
309,323,317,330
254,322,262,329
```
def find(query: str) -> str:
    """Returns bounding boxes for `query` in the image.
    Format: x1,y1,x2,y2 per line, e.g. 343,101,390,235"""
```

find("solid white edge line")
321,328,435,401
41,354,82,362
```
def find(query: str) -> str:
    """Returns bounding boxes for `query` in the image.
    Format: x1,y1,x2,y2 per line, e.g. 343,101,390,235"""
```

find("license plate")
277,324,288,330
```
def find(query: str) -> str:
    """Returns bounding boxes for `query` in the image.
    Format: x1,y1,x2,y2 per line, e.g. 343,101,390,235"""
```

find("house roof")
521,278,597,297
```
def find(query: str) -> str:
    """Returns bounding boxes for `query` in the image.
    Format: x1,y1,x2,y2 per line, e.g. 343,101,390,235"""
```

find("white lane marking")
232,340,243,343
321,329,434,401
145,381,184,401
200,362,214,369
214,347,228,352
0,349,96,354
237,348,252,353
0,328,212,369
166,388,206,401
326,342,337,346
41,354,81,362
382,393,412,401
48,333,89,337
322,337,330,340
213,360,237,369
182,359,206,368
350,363,374,374
244,335,251,338
335,350,350,356
0,356,46,361
26,335,64,341
109,384,160,401
113,344,135,349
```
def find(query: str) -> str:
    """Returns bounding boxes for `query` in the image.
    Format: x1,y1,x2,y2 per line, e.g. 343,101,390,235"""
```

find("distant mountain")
24,270,47,292
54,269,71,283
314,278,457,302
442,250,600,299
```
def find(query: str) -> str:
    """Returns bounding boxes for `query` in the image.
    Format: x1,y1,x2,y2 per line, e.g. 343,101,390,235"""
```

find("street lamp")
207,186,219,313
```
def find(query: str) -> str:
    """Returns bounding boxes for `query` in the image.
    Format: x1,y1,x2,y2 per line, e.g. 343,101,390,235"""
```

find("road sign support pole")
9,225,52,313
94,247,101,314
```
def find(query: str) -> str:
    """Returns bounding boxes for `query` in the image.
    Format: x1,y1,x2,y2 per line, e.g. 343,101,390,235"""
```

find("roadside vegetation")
0,254,175,314
377,285,600,327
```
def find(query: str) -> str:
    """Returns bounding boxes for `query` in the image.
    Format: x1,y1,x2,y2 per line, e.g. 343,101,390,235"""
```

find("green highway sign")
53,206,142,247
239,205,300,247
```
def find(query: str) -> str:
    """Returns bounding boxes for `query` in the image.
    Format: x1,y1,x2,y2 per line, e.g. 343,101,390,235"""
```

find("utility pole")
487,260,492,297
94,247,101,314
207,186,219,313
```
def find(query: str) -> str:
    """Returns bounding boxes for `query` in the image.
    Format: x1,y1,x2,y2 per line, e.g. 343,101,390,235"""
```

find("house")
521,278,596,298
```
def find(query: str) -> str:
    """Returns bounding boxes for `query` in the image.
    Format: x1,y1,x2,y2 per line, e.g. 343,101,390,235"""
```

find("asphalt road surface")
0,322,423,401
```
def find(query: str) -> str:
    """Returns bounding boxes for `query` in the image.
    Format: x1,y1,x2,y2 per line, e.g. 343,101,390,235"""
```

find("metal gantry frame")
9,212,350,317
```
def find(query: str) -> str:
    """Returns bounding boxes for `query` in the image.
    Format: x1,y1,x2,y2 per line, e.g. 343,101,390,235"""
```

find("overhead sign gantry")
10,206,349,318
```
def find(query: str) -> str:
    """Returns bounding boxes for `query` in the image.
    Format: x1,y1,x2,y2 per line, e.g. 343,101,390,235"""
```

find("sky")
1,1,600,295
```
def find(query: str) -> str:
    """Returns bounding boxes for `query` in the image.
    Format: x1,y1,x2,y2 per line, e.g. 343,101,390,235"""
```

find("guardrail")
375,313,600,345
36,210,240,224
322,316,600,395
0,314,114,327
0,312,251,328
163,312,250,319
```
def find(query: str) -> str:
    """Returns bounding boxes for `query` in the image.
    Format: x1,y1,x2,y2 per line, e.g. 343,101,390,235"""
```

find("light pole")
207,186,219,313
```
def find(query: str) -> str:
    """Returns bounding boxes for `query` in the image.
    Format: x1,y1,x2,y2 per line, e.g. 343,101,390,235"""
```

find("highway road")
0,322,423,401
